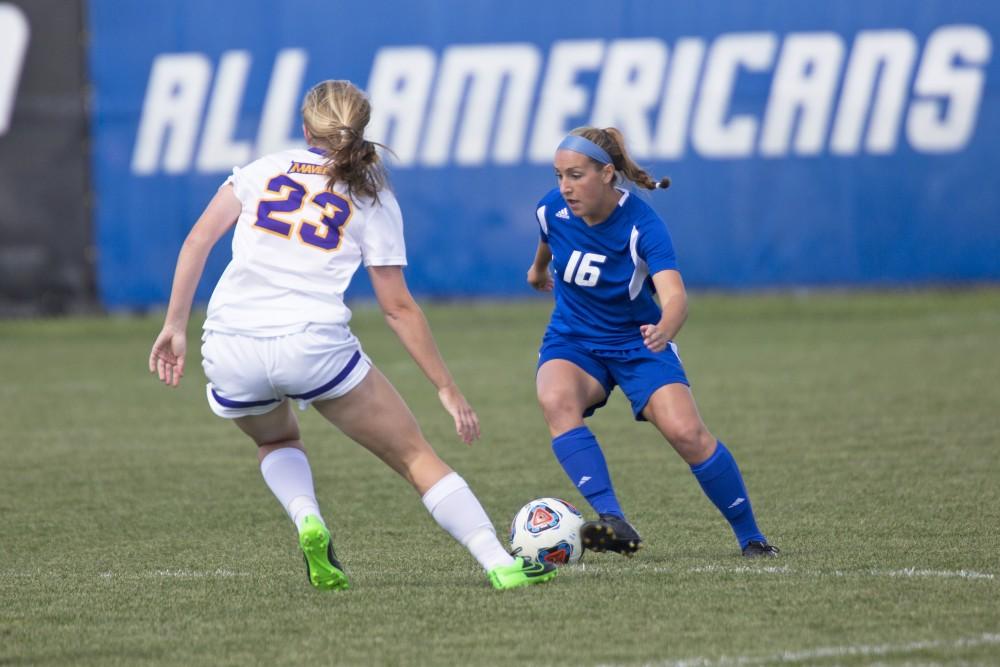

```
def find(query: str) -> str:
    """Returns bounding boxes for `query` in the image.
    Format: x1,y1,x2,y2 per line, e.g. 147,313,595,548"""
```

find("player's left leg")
641,385,776,557
312,366,556,588
235,401,324,530
536,357,643,556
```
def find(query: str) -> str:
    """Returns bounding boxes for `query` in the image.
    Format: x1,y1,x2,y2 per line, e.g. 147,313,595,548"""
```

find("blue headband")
557,134,612,165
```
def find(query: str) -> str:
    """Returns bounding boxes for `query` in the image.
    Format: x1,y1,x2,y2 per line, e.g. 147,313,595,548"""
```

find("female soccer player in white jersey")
149,80,556,591
527,127,778,558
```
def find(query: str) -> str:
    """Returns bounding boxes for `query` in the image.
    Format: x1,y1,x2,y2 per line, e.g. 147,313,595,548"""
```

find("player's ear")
601,163,615,185
303,124,312,144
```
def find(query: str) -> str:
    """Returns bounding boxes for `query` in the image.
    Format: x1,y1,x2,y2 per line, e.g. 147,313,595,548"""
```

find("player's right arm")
149,185,242,387
527,240,554,291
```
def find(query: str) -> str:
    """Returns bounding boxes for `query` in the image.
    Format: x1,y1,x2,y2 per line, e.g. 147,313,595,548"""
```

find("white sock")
259,447,325,532
421,472,515,571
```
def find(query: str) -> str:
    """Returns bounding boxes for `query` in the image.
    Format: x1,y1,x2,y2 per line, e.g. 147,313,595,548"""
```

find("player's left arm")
640,269,689,353
368,265,480,445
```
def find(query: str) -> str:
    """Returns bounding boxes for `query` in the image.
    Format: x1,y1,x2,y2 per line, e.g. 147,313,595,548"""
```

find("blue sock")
690,441,765,549
551,426,624,518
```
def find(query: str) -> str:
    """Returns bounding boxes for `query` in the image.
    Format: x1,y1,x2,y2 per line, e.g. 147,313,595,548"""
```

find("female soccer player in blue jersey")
527,127,778,558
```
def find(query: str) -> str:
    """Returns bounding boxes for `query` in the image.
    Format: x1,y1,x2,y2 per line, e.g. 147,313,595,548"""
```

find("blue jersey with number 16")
536,187,678,349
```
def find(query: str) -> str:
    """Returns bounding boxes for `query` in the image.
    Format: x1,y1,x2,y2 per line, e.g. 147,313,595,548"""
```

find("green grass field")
2,289,999,666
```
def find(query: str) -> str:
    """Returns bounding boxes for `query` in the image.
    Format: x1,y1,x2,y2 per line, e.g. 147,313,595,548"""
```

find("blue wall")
88,0,1000,308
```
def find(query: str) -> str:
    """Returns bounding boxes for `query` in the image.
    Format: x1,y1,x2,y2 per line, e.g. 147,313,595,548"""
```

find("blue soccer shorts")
537,331,689,421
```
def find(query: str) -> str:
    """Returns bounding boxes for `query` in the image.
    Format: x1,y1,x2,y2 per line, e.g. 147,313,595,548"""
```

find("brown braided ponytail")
569,126,671,191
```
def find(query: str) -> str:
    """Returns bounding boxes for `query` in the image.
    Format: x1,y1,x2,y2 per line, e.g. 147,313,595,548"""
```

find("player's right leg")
312,367,556,589
536,356,642,555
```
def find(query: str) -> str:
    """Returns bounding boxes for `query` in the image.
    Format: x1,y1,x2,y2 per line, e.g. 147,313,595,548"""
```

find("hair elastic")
557,135,612,165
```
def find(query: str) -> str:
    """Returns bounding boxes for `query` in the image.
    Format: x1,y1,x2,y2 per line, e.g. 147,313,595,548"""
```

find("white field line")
0,563,993,583
864,567,996,580
619,633,1000,667
0,569,256,582
562,562,996,581
689,564,996,581
98,568,253,579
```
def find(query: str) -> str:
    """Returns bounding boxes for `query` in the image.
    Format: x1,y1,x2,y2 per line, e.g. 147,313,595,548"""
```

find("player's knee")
235,407,300,446
537,389,583,424
661,417,711,456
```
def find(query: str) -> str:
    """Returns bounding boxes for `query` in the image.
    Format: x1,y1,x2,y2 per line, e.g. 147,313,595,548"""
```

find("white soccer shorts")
201,323,371,419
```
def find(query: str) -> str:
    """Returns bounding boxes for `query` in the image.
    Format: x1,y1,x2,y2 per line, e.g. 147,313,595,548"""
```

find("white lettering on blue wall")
130,26,994,174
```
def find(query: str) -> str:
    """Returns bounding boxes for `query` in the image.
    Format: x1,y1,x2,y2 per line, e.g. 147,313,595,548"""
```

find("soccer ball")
508,497,585,565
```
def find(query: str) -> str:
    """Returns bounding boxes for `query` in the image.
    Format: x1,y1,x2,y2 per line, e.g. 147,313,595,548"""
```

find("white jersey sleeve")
360,190,407,267
225,165,252,201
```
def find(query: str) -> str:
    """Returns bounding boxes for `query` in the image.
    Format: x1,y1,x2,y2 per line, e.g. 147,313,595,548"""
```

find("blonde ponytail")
301,80,389,203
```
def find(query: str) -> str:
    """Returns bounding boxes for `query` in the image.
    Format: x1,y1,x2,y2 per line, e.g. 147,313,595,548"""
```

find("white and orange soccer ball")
508,497,585,565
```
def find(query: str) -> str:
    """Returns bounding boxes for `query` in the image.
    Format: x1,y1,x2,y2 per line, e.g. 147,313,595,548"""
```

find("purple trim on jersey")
287,350,363,400
308,146,326,156
211,389,280,409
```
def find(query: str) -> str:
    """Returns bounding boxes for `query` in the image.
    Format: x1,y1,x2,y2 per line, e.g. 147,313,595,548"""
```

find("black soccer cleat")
741,540,780,559
580,514,643,556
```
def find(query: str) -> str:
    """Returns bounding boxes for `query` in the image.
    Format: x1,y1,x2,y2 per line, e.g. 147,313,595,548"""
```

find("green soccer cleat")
488,557,558,590
298,515,349,591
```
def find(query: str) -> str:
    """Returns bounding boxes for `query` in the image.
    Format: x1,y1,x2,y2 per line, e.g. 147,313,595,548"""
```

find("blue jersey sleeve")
636,214,678,275
534,187,561,245
535,204,549,244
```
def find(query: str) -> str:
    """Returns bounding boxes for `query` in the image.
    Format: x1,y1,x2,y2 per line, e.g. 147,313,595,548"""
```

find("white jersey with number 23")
204,147,406,336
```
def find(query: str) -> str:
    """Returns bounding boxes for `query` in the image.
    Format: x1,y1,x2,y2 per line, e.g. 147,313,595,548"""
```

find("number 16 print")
563,250,606,287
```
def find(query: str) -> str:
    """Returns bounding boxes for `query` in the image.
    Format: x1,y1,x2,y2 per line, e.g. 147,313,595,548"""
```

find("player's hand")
437,384,481,445
639,323,669,353
149,326,187,387
527,265,554,292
